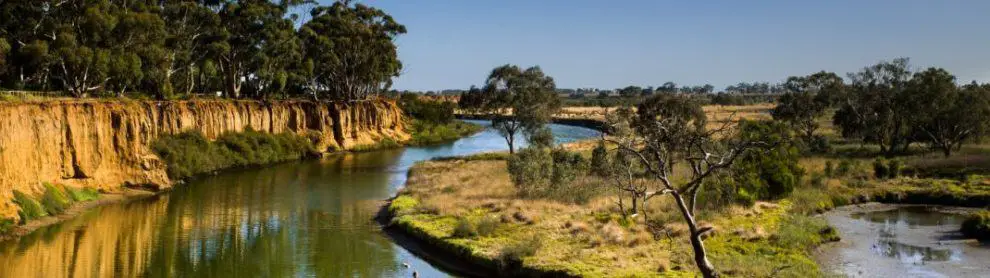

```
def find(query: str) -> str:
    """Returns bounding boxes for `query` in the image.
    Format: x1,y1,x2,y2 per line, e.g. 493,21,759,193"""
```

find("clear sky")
323,0,990,91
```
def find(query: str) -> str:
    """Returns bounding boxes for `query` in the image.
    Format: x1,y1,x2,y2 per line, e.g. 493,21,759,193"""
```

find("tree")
602,94,766,277
466,64,561,154
772,71,843,145
906,70,990,156
833,58,913,155
299,0,406,100
618,85,642,97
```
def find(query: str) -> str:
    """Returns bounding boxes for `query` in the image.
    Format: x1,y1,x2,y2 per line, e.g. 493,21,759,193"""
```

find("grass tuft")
12,190,47,223
66,186,100,202
40,183,73,216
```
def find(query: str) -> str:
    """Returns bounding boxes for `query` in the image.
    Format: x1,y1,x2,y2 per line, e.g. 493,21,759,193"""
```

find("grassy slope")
389,159,836,277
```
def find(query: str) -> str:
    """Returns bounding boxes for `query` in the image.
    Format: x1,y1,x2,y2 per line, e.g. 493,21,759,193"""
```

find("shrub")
152,129,317,179
960,210,990,242
398,93,456,124
0,218,13,234
499,236,542,268
66,186,100,202
452,217,478,238
589,142,609,177
873,158,889,179
887,159,903,178
732,121,804,200
40,183,73,215
476,216,501,237
508,147,598,203
836,159,854,176
407,119,483,146
12,190,46,224
824,161,835,178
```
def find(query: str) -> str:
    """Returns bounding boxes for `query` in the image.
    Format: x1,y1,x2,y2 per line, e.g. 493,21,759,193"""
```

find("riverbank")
0,187,156,241
383,145,990,277
0,120,483,241
384,154,838,277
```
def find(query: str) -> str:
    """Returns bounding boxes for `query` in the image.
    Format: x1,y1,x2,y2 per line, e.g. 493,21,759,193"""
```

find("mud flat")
817,203,990,277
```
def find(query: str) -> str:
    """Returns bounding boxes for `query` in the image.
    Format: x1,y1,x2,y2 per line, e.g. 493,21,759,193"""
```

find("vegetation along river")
0,120,599,278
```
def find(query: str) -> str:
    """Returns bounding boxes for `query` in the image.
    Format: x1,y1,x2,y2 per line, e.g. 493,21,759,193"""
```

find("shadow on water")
0,120,599,278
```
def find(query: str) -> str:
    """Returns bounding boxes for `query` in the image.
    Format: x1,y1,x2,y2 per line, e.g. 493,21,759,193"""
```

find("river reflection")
0,121,599,278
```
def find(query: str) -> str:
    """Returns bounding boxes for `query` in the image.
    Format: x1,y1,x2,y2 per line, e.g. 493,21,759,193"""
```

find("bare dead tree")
600,95,764,278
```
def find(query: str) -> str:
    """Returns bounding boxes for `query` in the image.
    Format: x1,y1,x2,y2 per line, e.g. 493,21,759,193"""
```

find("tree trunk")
671,192,718,278
506,132,515,154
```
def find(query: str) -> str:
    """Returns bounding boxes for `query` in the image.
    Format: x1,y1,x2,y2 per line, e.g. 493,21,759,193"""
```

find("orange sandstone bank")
0,99,409,223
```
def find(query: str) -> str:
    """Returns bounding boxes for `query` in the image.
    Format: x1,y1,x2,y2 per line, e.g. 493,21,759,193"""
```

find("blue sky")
321,0,990,91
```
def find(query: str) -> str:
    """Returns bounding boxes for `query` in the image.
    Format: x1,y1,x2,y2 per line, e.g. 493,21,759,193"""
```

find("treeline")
773,58,990,157
0,0,403,100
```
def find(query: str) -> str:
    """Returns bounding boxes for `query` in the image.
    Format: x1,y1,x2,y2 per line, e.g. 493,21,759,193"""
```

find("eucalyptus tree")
772,71,844,144
472,64,561,154
833,58,913,155
602,93,766,277
298,0,406,100
905,70,990,156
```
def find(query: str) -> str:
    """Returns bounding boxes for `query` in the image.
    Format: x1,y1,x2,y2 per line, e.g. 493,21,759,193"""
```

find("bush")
452,217,478,238
508,147,597,203
152,129,317,179
887,159,903,178
40,183,72,216
499,236,542,268
732,120,804,200
836,159,855,176
0,218,13,234
476,216,501,237
12,190,46,223
824,161,835,178
873,158,902,179
873,158,889,179
398,93,456,124
407,119,483,146
66,186,100,202
590,142,609,177
960,210,990,242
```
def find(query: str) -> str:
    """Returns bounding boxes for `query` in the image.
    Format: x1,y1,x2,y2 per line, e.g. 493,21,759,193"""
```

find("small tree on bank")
602,94,765,278
464,64,560,154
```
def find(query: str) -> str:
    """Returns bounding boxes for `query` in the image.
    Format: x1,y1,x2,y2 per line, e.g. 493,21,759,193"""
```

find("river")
0,120,599,278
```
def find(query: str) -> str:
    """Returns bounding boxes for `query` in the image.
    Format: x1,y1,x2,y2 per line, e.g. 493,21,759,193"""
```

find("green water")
0,121,598,278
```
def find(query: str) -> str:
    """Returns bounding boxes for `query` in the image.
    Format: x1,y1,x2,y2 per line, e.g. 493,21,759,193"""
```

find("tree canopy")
0,0,404,100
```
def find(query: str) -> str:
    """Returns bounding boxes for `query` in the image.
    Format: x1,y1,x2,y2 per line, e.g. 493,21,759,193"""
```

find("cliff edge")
0,99,408,221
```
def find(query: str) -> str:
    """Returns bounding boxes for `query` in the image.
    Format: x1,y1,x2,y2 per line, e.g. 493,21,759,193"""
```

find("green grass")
12,190,47,224
66,186,100,202
40,183,72,216
389,195,419,215
406,119,484,146
431,152,509,162
0,218,13,234
152,128,318,179
349,137,402,152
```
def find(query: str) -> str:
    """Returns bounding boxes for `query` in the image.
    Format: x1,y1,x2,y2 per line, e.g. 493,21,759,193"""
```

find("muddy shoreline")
815,203,989,277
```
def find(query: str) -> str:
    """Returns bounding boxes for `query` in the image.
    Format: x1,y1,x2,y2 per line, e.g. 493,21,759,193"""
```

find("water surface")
0,120,599,278
821,204,990,278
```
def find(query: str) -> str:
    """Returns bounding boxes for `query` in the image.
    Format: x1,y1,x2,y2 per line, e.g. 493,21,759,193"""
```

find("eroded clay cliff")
0,99,408,221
